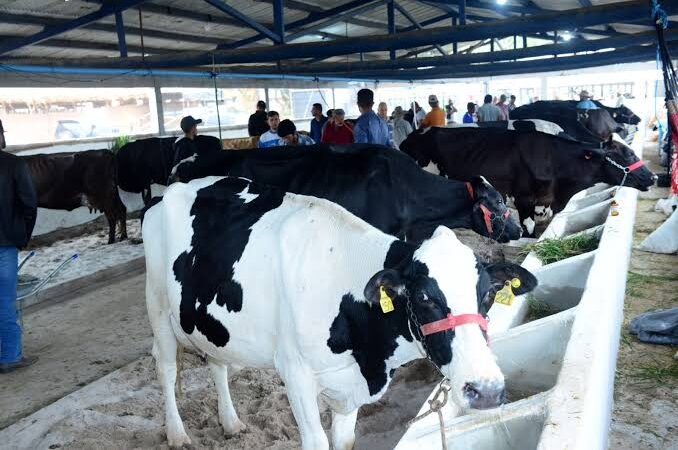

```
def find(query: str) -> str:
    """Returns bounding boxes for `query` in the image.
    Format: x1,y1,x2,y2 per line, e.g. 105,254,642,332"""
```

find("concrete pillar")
153,80,165,136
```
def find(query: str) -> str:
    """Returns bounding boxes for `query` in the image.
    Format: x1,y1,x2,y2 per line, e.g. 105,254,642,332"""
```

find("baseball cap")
277,119,296,138
180,115,202,133
428,94,439,103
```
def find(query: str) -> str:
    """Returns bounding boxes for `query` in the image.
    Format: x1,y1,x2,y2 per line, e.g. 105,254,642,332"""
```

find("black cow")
400,127,655,235
170,144,523,243
511,101,627,144
116,134,221,204
22,150,127,244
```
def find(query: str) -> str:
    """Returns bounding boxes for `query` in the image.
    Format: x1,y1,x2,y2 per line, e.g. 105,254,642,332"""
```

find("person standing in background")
247,100,268,137
173,115,201,166
576,90,598,110
0,120,38,374
476,95,502,123
462,102,476,124
278,120,315,146
445,99,458,124
508,95,517,113
258,111,284,148
353,89,391,146
309,103,327,144
414,102,426,127
419,95,446,128
321,109,353,145
392,106,413,149
496,94,509,121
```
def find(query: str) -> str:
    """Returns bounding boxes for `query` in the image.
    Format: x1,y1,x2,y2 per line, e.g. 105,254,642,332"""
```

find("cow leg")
208,359,246,435
116,198,128,241
514,199,537,237
104,211,116,244
142,185,152,206
276,357,329,450
331,409,359,450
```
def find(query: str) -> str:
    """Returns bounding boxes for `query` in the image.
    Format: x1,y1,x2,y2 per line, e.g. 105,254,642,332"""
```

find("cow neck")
407,174,475,234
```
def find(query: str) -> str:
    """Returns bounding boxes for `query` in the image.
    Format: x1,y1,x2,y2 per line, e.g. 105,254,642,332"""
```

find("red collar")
420,313,489,337
626,160,644,172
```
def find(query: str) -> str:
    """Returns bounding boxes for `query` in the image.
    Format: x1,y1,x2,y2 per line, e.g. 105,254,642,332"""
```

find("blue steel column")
273,0,285,44
387,0,396,60
115,11,128,57
458,0,466,25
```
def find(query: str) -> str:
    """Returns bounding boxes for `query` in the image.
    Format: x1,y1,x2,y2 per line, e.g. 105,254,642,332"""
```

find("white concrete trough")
396,139,643,450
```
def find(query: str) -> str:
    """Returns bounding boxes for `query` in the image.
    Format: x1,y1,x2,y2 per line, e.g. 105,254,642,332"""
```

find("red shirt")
321,122,354,145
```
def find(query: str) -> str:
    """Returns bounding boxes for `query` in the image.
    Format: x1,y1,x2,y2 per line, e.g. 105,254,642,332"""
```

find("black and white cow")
447,118,565,137
169,144,523,243
143,176,537,449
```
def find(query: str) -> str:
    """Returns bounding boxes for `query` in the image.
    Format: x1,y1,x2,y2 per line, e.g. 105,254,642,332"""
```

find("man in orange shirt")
419,95,446,128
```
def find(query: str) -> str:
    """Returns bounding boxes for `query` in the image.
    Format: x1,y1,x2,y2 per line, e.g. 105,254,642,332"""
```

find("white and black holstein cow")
169,144,523,243
143,176,538,449
446,118,565,137
400,127,655,236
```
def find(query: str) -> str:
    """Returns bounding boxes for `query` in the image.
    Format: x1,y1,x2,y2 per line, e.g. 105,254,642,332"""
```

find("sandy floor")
609,149,678,450
18,218,144,290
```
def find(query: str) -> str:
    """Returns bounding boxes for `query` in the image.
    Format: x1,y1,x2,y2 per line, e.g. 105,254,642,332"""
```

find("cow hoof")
167,430,191,448
224,418,247,435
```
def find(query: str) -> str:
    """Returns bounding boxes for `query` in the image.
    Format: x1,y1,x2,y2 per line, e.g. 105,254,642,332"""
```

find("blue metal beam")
0,0,147,56
273,0,285,44
394,1,446,55
388,0,396,59
18,0,673,68
452,17,457,54
203,0,281,43
228,28,676,74
219,0,384,49
285,0,382,42
114,11,128,58
458,0,466,25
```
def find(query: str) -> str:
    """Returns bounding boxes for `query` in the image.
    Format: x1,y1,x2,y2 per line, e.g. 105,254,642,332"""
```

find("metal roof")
0,0,676,79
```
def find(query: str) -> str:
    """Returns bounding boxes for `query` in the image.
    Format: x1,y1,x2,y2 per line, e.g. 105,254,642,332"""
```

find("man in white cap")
577,90,598,110
419,94,446,128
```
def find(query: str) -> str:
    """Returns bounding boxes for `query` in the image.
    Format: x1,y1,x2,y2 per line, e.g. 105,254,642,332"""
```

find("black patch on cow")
172,178,285,347
327,293,411,396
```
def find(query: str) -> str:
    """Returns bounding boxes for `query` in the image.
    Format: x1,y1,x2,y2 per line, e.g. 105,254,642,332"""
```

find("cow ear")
364,269,405,305
483,262,538,296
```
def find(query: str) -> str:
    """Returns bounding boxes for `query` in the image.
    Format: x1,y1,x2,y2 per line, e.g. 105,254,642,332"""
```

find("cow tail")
175,344,184,399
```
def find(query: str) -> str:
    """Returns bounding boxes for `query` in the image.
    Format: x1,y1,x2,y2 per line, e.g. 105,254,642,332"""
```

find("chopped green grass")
524,295,558,322
110,135,131,154
632,362,678,384
521,234,599,265
626,271,678,297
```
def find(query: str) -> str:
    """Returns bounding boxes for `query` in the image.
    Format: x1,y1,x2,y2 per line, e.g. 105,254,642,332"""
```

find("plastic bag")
638,209,678,254
629,308,678,345
655,196,678,216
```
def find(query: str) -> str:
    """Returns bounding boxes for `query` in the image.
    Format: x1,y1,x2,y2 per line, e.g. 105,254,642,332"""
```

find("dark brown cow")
22,150,127,244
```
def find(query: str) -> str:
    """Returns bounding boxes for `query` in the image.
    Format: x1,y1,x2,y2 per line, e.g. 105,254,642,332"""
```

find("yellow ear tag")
494,281,515,306
379,286,395,313
510,278,521,289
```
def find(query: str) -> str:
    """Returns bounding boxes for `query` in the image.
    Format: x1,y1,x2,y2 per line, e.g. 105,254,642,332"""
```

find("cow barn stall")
1,1,677,450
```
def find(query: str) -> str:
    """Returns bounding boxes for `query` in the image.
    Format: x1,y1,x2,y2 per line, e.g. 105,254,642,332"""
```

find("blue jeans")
0,246,21,364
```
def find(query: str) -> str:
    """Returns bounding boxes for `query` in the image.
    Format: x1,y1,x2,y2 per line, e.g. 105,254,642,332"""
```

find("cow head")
364,227,537,410
602,138,655,191
467,176,522,242
168,154,198,183
613,106,641,125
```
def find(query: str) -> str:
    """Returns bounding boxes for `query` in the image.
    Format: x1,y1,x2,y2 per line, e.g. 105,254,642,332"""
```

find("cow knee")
331,409,358,450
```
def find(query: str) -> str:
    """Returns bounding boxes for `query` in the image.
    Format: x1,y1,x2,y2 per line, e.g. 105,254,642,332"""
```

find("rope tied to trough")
407,378,452,450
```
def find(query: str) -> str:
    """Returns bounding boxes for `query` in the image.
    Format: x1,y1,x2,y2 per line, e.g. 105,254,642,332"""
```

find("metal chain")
406,298,445,378
408,378,452,450
605,156,630,189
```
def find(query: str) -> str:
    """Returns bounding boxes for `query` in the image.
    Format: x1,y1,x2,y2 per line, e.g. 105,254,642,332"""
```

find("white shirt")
258,130,283,148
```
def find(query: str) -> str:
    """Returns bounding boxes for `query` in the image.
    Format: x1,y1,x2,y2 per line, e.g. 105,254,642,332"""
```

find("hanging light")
562,31,573,41
497,0,507,4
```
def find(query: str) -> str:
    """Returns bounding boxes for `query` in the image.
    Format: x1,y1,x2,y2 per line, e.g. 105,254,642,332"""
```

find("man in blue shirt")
576,90,599,110
258,111,284,148
462,102,476,123
309,103,327,143
353,89,391,147
278,120,315,146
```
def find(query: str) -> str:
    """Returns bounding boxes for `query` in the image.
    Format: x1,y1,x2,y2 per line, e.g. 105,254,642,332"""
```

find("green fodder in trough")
110,135,131,154
521,234,599,265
